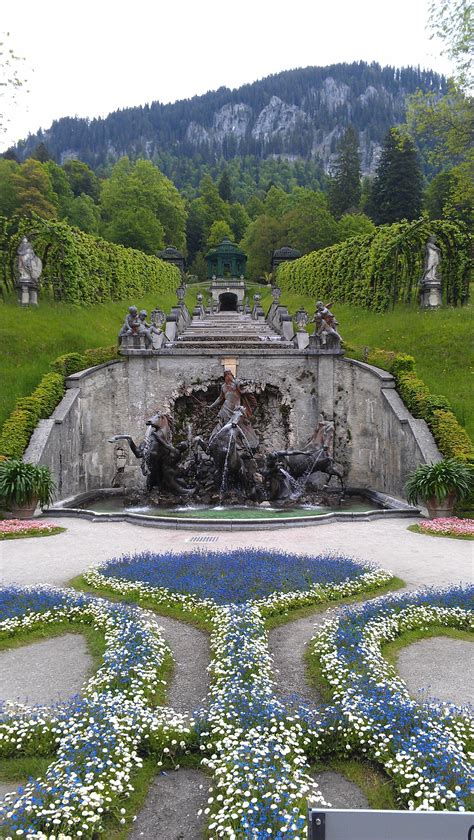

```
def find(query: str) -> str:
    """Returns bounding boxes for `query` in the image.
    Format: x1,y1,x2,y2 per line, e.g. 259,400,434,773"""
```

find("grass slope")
0,286,472,438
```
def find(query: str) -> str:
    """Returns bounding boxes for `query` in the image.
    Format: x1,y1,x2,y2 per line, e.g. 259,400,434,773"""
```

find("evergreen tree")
369,128,423,224
218,168,233,202
328,126,361,218
31,142,52,163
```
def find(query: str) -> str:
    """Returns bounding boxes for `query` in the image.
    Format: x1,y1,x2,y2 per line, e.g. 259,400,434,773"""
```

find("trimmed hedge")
364,348,473,462
1,214,181,304
51,346,118,377
0,348,118,460
277,218,470,312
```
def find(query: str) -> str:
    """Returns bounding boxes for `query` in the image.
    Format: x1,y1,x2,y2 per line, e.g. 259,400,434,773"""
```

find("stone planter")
10,497,38,520
426,492,456,520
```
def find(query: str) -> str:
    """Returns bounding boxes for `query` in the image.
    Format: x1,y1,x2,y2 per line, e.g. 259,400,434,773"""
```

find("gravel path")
269,611,335,705
144,612,210,714
396,636,474,707
310,771,369,809
0,633,92,707
128,768,210,840
2,516,472,590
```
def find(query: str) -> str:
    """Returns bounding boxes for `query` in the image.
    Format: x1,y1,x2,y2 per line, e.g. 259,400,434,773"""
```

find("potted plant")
405,458,473,519
0,459,56,519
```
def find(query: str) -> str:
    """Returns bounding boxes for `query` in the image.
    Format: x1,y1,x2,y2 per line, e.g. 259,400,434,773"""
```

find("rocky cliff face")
182,79,391,173
15,63,443,175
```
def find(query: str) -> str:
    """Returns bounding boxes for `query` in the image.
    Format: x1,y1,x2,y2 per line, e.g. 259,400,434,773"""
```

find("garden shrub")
1,213,180,304
396,372,431,416
0,410,38,459
360,347,473,461
82,346,118,368
277,218,470,312
0,348,117,459
50,352,88,377
429,410,473,462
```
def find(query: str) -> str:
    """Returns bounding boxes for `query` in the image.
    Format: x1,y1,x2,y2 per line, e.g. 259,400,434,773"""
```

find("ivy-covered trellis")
277,219,471,312
0,213,180,305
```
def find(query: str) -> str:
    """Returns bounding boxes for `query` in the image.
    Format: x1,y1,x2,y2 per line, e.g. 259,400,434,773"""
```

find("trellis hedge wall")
0,214,181,305
276,219,470,312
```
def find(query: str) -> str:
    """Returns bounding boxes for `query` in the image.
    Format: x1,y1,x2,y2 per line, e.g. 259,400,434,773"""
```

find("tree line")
0,74,470,284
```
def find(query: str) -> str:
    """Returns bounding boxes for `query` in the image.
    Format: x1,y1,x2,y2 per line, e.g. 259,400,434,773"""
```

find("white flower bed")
313,588,474,812
1,569,471,838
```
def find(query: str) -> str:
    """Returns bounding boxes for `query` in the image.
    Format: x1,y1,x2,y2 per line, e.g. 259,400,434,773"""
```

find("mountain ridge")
14,62,445,177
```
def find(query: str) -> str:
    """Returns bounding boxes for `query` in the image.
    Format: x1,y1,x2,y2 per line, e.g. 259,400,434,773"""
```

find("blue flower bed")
99,548,370,604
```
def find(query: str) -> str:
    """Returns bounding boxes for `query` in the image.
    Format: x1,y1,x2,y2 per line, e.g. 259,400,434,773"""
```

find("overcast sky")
1,0,452,152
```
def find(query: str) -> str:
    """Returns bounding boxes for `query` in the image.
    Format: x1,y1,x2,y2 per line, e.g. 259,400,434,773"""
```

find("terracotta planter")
10,497,39,520
426,492,456,520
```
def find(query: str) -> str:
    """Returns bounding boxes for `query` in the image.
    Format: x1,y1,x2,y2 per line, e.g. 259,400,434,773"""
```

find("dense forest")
11,63,446,178
1,59,470,285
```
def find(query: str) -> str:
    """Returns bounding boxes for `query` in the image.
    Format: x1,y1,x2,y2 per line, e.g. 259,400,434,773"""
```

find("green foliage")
369,127,423,224
328,126,361,218
241,214,286,278
428,0,473,90
337,213,375,241
217,168,233,203
63,159,100,201
0,214,180,303
16,372,65,417
405,457,473,504
363,347,473,461
0,410,39,459
429,410,474,461
50,352,89,377
207,220,234,249
277,217,470,311
50,347,118,377
0,459,56,507
67,193,101,235
396,372,431,416
407,85,473,169
0,346,117,459
100,157,186,253
0,372,64,459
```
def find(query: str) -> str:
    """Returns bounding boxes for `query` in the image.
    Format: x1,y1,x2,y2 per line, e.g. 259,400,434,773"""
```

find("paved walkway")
1,516,472,590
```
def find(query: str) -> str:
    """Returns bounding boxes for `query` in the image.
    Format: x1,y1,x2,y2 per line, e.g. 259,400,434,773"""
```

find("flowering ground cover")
98,548,372,605
409,517,474,539
0,520,65,540
1,551,472,839
312,586,474,812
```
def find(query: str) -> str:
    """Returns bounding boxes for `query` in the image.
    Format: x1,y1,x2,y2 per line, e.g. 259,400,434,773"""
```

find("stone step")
181,331,277,339
175,339,294,349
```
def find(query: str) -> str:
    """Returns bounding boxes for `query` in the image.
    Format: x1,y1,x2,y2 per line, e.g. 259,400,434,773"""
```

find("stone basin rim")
44,488,421,531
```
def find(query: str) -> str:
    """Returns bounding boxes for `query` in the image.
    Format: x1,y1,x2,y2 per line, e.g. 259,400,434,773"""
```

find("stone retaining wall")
24,352,440,502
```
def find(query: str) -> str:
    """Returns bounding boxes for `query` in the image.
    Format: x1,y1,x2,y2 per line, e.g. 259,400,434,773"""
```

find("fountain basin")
45,488,420,530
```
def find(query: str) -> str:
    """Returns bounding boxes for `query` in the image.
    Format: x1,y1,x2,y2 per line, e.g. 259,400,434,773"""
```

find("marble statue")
419,236,442,309
15,237,42,306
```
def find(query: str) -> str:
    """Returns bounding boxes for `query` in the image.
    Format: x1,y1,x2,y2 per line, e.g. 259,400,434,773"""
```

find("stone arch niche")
171,380,290,453
218,292,238,312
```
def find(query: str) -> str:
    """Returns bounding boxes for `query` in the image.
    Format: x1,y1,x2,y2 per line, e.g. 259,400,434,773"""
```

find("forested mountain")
14,63,445,179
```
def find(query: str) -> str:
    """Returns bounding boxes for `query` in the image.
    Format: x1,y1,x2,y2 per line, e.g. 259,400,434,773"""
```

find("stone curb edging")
43,506,421,531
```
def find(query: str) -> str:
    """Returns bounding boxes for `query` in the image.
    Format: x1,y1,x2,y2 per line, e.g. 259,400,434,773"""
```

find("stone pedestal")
420,282,442,309
309,333,341,351
16,282,39,306
119,334,149,352
296,330,309,350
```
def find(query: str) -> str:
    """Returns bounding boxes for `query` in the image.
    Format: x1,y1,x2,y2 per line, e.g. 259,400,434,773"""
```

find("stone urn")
425,492,457,520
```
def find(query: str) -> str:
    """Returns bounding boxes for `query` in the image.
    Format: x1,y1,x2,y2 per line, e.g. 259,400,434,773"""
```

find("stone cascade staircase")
175,311,294,350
